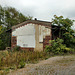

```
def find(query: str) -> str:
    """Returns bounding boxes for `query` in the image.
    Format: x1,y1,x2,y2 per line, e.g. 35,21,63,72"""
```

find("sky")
0,0,75,23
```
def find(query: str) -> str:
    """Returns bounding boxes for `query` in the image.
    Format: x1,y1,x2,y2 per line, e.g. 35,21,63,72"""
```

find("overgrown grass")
0,49,75,75
0,50,51,74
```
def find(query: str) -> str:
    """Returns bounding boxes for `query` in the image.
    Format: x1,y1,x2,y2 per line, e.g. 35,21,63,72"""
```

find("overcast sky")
0,0,75,22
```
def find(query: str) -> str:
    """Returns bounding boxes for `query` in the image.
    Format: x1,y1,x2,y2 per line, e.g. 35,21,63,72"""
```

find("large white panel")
12,24,35,36
12,23,35,48
17,35,35,48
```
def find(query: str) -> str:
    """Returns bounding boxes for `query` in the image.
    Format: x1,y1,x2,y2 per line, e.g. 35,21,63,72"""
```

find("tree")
0,5,4,26
4,7,32,29
52,15,75,47
0,5,32,50
0,26,3,49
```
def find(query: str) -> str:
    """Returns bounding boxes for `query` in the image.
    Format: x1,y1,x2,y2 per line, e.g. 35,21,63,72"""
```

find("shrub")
13,46,20,51
45,45,51,53
18,60,25,68
45,38,72,54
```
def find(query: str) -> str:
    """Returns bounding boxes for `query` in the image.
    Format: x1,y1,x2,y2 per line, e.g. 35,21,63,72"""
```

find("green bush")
18,60,25,68
45,38,72,54
13,46,20,51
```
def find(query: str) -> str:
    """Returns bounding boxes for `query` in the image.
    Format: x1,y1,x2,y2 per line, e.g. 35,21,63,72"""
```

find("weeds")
0,50,51,74
0,48,75,74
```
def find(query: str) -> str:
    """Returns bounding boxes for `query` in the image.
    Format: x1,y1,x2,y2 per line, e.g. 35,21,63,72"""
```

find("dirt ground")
8,55,75,75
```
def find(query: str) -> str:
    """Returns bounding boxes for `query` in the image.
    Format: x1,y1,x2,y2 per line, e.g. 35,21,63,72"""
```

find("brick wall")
43,36,51,50
20,47,34,51
11,36,17,48
11,36,34,51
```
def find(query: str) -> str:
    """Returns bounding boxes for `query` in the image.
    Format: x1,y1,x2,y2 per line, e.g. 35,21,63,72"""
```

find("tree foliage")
0,26,3,49
45,38,75,54
4,7,32,29
52,15,73,30
0,5,32,50
52,15,75,48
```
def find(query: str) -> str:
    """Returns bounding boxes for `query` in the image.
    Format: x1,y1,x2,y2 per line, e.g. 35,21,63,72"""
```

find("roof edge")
12,20,52,29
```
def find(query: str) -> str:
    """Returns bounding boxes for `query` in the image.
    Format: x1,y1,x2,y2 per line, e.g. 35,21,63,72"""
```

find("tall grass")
0,50,51,74
0,49,74,74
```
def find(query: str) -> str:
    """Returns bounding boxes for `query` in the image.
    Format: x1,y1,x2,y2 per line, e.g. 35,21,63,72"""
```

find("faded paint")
11,20,51,51
39,25,51,42
34,24,43,51
12,23,35,48
34,24,51,51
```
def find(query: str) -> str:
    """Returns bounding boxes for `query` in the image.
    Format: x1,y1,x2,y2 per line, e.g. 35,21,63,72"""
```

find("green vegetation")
45,15,75,55
0,50,51,74
52,15,75,48
13,46,20,51
0,5,32,50
0,26,3,49
0,5,75,75
0,46,74,74
45,38,75,54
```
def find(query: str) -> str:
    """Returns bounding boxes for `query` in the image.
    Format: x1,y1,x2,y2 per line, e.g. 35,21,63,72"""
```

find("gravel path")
8,55,75,75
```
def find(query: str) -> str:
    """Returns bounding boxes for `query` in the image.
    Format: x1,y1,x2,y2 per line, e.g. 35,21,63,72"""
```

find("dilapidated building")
11,20,52,51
